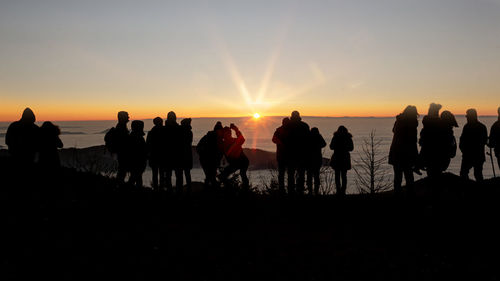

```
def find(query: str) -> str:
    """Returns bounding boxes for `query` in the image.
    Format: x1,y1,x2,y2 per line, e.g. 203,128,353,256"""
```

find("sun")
253,113,261,119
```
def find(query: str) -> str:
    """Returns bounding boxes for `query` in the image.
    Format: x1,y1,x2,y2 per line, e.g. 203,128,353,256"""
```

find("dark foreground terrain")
1,159,500,280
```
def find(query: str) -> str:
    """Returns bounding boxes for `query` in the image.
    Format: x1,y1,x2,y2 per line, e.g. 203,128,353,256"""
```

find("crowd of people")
3,105,500,195
389,104,499,195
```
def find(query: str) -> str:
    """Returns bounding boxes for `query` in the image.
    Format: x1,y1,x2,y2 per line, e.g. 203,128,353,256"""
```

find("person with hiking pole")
488,107,500,177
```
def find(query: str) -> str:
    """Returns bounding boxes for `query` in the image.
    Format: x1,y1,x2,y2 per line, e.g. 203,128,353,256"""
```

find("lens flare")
253,113,261,119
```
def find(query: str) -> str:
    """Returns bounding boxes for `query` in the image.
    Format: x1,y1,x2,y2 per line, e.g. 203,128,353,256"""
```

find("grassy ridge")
1,157,500,280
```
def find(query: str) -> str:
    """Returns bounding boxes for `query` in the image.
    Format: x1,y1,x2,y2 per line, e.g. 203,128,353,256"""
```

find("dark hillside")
1,156,500,280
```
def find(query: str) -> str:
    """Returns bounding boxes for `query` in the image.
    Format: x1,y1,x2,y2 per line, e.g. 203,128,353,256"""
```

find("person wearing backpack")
196,121,223,189
105,111,130,184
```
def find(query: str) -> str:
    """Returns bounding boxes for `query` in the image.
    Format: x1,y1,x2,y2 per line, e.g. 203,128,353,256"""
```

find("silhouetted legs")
166,168,183,192
183,169,192,193
307,168,320,195
277,161,287,194
393,166,414,194
128,169,143,188
220,156,249,189
151,165,163,190
496,155,500,171
116,155,128,184
335,169,347,196
460,161,484,181
201,161,218,189
287,167,296,195
296,167,306,195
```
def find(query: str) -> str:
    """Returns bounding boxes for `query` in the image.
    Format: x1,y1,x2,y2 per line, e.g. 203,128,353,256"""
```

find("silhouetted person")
440,110,459,172
38,121,63,169
5,108,40,167
164,111,183,193
418,103,445,177
389,105,419,194
146,117,165,190
180,118,193,193
128,120,147,188
197,122,224,188
307,127,326,195
114,111,131,184
489,107,500,170
220,124,249,189
330,126,353,197
272,117,290,194
459,109,488,181
285,111,310,195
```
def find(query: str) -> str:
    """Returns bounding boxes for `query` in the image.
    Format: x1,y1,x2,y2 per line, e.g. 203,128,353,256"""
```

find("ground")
1,159,500,280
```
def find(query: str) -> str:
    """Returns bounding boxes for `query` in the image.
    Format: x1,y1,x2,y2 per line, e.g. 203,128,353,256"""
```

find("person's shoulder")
6,121,19,131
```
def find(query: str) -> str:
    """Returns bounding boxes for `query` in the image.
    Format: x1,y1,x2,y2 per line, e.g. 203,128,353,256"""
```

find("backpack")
104,127,117,153
196,133,209,156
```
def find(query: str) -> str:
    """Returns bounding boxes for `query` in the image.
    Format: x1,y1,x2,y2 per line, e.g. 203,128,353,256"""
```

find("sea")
1,116,498,194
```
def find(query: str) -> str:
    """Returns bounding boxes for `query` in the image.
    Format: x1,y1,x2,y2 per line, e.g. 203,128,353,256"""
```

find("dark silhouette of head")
167,111,176,123
118,111,129,124
222,126,232,138
214,121,223,131
21,107,36,123
498,107,500,116
311,127,319,135
282,117,290,126
41,121,61,135
131,120,145,135
440,110,458,127
336,125,348,135
466,108,478,123
153,117,163,126
402,105,418,118
291,111,301,121
181,118,192,127
427,103,442,117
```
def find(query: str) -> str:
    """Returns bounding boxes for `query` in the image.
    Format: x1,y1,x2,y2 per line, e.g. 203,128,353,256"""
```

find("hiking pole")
487,147,496,178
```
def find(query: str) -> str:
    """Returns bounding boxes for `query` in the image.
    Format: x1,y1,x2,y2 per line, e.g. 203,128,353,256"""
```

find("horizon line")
1,114,498,123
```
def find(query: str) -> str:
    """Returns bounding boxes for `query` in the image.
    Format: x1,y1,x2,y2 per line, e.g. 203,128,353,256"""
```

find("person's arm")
56,137,63,149
348,138,354,152
481,125,488,146
329,136,335,150
272,129,281,145
489,123,498,148
319,135,326,148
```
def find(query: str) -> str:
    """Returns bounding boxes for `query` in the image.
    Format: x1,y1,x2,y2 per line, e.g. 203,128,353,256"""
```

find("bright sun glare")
253,113,261,119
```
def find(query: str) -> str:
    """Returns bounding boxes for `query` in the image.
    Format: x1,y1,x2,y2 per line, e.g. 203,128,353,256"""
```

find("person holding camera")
219,123,249,189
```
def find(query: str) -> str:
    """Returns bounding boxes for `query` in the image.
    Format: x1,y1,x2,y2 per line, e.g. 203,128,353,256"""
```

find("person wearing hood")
389,105,419,194
180,118,193,193
418,103,445,177
330,126,353,197
164,111,183,192
439,110,459,172
128,120,147,188
39,121,64,169
5,107,40,167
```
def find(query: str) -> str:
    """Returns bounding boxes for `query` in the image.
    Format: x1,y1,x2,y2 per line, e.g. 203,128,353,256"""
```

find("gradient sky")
1,0,500,121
